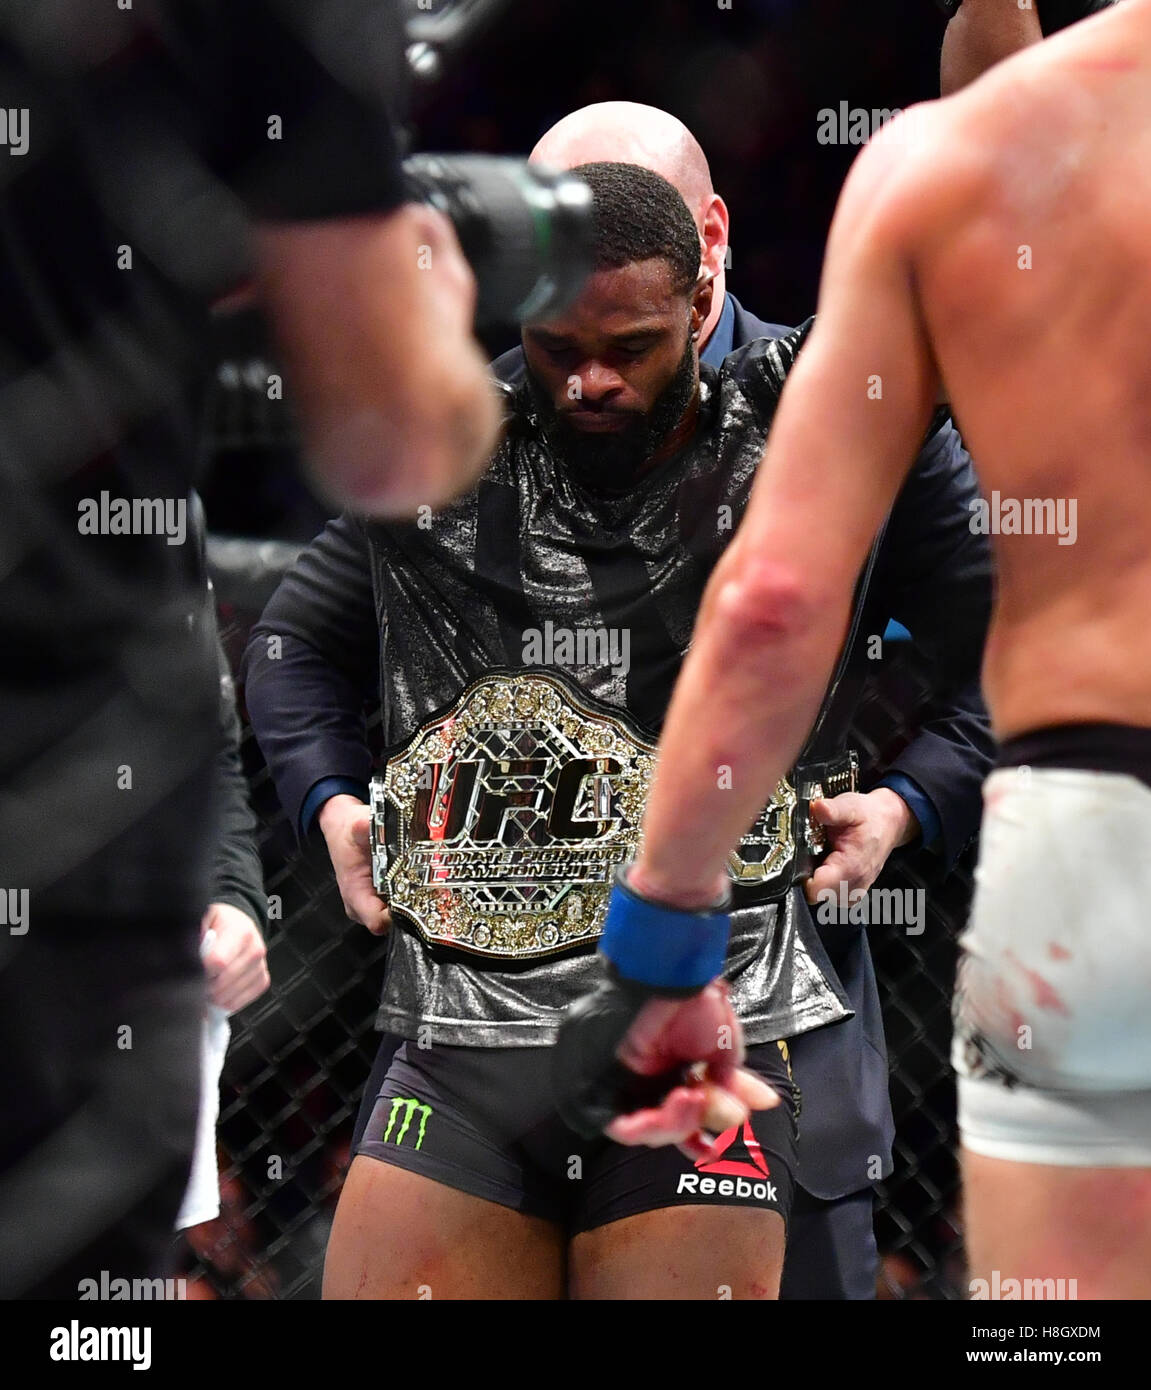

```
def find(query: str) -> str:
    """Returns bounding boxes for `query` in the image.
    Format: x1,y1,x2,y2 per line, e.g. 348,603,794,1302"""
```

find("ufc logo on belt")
411,756,622,845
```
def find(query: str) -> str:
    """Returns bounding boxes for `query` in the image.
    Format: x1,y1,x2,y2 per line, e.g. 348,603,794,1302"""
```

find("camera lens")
403,155,595,325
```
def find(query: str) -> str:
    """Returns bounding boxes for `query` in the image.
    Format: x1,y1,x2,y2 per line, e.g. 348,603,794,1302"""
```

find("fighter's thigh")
962,1149,1151,1299
323,1155,565,1300
569,1202,785,1300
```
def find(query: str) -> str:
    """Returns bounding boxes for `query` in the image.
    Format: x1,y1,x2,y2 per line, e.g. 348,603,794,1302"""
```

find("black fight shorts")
356,1039,798,1235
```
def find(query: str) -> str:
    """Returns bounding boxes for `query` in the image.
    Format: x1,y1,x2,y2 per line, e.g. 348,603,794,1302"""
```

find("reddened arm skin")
629,112,943,912
254,203,501,520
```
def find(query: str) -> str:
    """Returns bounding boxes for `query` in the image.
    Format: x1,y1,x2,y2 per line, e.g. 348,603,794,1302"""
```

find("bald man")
532,103,774,376
512,103,993,1299
569,0,1151,1297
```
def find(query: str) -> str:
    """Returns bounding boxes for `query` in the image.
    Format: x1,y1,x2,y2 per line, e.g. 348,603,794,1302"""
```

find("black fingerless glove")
551,869,731,1139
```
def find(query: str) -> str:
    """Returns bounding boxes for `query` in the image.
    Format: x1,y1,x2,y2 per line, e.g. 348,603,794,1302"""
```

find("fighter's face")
522,258,710,491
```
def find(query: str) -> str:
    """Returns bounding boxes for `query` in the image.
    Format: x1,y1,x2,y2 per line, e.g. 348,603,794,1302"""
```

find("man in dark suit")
244,147,993,1297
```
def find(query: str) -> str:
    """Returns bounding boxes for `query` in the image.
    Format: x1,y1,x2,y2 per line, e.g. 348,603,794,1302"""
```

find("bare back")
915,1,1151,738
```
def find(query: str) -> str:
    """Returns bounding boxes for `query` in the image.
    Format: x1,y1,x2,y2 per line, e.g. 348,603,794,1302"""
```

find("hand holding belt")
729,749,860,901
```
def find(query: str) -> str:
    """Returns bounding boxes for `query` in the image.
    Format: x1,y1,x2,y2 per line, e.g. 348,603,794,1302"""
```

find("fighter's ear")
690,272,715,341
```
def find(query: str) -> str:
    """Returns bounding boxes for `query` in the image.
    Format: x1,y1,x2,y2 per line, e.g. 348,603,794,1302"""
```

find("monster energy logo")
383,1097,432,1150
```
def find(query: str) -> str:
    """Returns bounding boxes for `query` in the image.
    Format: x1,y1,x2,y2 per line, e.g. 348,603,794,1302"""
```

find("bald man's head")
532,103,730,351
532,102,713,223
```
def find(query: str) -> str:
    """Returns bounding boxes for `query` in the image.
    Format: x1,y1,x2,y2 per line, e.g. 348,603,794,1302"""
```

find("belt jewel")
371,671,844,961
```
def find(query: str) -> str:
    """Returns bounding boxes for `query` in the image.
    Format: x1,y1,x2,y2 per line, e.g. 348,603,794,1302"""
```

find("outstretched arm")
630,118,942,912
255,206,501,519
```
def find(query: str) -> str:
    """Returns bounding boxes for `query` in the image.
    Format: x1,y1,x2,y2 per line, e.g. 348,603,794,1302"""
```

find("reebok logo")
676,1120,778,1203
676,1173,779,1202
696,1118,770,1179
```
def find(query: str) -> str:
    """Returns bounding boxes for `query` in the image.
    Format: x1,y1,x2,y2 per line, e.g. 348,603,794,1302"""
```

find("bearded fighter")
555,0,1151,1298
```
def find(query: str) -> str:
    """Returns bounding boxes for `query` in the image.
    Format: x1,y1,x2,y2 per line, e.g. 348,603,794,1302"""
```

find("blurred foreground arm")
180,0,502,517
254,204,501,518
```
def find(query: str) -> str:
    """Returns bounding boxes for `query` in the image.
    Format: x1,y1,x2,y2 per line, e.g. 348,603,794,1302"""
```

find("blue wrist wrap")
598,871,731,990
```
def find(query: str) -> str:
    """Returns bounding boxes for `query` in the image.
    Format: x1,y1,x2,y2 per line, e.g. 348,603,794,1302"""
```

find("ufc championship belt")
370,670,858,961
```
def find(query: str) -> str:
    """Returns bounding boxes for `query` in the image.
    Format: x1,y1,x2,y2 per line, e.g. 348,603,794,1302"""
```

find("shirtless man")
556,0,1151,1297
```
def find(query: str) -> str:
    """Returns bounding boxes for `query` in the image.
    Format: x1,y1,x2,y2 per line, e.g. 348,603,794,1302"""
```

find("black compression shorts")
356,1039,798,1235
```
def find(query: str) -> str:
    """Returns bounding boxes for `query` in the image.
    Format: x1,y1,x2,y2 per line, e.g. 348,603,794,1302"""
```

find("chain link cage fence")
179,352,975,1301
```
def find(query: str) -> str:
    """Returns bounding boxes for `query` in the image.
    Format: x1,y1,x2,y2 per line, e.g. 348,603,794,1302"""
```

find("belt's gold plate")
372,671,805,960
372,672,657,959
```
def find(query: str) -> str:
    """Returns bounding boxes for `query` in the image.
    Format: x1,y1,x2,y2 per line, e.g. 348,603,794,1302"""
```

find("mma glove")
552,866,732,1139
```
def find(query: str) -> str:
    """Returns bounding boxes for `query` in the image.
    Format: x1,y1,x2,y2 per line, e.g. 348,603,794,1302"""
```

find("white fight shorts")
953,763,1151,1166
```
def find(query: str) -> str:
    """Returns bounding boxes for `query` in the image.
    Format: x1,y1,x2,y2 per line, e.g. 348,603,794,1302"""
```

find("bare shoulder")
838,39,1101,261
823,100,980,262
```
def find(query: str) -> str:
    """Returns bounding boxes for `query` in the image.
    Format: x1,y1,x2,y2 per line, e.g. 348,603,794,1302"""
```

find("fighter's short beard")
526,333,698,496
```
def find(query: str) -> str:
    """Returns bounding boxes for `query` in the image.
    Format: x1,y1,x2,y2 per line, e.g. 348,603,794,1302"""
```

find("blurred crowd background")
185,0,974,1299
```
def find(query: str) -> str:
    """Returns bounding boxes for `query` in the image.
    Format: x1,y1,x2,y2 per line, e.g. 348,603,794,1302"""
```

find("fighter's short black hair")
570,161,701,296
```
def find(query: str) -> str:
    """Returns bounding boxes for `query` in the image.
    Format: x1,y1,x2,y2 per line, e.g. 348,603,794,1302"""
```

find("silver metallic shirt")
367,325,853,1046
